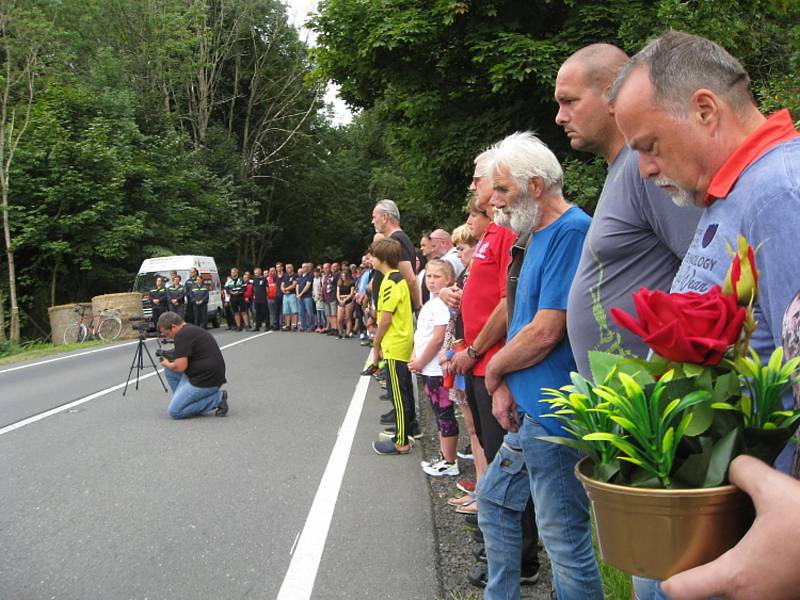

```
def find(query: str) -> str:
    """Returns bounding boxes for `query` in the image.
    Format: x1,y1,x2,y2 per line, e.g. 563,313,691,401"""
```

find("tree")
311,0,800,240
0,0,60,342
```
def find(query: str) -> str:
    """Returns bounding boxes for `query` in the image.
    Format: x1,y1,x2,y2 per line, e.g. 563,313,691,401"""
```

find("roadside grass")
600,558,632,599
0,340,106,366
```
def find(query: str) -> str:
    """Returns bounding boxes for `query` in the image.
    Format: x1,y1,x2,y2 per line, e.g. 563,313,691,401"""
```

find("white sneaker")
422,458,459,477
420,454,443,469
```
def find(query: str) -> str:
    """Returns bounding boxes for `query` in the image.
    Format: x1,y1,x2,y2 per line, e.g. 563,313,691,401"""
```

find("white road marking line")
0,331,272,437
289,531,301,556
276,365,371,600
0,341,141,375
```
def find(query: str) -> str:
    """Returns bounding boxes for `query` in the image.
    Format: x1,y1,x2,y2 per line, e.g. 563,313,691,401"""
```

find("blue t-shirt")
295,272,312,297
506,206,591,436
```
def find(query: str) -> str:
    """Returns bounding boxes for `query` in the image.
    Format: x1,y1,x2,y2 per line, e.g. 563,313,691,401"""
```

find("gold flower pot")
575,457,754,580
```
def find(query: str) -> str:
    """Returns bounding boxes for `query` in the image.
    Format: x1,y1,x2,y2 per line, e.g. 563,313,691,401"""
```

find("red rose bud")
722,235,759,305
610,285,747,365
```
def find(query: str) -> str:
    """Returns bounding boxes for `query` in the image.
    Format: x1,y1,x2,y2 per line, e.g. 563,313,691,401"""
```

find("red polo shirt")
706,109,800,204
460,223,517,376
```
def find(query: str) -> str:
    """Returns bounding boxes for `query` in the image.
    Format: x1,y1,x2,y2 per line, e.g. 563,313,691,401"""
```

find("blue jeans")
477,416,603,600
164,369,223,419
300,296,316,330
633,577,672,600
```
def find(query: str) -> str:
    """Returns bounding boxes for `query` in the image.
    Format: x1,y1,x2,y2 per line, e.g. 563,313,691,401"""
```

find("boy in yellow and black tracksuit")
369,238,415,455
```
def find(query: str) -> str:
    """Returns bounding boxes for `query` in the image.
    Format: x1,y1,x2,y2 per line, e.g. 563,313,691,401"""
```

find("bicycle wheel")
63,322,87,344
98,316,123,341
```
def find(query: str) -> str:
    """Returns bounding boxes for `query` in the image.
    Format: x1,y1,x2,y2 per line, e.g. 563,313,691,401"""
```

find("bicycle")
63,305,123,344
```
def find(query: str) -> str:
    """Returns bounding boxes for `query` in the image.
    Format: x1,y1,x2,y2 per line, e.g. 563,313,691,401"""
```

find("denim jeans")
300,296,316,330
477,416,603,600
633,577,671,600
164,369,223,419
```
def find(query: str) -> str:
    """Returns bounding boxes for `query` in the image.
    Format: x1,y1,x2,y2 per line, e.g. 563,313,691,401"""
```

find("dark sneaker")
457,444,474,460
360,339,372,346
379,393,391,401
472,544,486,563
472,529,484,544
466,565,487,589
215,391,229,417
379,409,396,424
520,569,541,585
372,439,412,455
360,363,378,376
464,513,479,528
379,421,422,440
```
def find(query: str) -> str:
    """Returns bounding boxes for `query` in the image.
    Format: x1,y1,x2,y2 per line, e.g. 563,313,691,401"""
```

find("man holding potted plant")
477,131,603,599
610,31,800,475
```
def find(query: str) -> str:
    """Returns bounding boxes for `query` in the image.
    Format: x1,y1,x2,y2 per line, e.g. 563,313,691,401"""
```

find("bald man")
555,43,700,379
429,228,465,279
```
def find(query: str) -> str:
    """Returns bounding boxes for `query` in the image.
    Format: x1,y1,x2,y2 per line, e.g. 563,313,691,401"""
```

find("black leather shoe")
215,391,229,417
466,565,487,589
472,544,486,563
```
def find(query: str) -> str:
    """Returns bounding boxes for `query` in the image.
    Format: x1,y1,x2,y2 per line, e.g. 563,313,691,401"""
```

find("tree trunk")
1,183,19,342
0,287,6,343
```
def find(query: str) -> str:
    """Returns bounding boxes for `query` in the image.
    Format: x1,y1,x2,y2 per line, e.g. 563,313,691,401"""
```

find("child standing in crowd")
410,259,459,476
369,238,415,455
313,266,326,332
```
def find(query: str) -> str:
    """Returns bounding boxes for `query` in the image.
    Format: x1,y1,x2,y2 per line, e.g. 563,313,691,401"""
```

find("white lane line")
0,341,141,375
0,331,272,437
276,370,371,600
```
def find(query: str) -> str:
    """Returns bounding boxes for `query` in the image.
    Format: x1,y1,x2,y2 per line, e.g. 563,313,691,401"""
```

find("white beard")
654,176,695,208
494,189,539,234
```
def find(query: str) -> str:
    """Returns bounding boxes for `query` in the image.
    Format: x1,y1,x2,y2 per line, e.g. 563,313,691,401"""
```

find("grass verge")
0,340,106,366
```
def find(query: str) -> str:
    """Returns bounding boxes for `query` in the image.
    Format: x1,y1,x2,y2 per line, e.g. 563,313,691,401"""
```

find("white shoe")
420,453,443,469
422,458,459,477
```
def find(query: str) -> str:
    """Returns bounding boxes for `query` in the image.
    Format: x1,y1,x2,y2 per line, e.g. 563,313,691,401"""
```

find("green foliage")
717,347,800,430
312,0,800,240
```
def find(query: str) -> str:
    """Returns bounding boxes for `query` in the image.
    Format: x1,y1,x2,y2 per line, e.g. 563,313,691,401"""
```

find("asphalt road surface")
0,329,440,599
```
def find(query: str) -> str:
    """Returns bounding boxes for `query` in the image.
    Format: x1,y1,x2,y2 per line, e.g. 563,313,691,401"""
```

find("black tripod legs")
123,337,168,396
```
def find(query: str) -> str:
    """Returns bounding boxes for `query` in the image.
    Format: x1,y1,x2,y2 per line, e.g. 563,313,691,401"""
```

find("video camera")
129,315,152,334
154,338,175,362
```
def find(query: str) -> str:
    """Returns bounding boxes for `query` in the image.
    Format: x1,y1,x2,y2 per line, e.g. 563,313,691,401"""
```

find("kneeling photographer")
156,312,229,419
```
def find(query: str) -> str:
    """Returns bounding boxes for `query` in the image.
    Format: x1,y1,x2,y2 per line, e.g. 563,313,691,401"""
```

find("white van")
133,255,223,328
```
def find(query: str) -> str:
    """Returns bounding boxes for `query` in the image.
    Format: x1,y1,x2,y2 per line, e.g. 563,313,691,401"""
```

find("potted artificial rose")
540,236,800,579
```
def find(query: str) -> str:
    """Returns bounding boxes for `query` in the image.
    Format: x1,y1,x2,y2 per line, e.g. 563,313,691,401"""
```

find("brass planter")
575,457,754,580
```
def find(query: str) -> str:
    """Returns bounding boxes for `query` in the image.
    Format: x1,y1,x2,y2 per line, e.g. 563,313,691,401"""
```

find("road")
0,329,440,600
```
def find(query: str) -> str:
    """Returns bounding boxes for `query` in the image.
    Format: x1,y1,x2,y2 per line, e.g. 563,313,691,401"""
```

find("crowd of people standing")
219,261,375,341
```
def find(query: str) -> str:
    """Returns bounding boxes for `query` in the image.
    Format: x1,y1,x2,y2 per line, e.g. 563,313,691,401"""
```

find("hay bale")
48,302,91,346
92,292,145,340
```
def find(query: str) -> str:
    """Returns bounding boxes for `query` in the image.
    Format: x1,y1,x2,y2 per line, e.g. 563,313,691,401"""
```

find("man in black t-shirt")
371,199,421,312
157,312,228,419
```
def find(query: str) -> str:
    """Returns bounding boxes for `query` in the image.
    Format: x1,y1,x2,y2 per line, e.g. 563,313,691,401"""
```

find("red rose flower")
610,285,746,365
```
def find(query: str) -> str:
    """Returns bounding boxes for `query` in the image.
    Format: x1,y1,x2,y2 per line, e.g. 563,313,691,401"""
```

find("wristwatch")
467,345,482,360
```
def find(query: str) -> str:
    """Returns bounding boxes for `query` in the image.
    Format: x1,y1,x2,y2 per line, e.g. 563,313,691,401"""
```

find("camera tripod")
123,330,168,396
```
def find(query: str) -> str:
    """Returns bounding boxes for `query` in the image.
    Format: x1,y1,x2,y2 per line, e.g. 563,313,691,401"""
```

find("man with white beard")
477,131,603,600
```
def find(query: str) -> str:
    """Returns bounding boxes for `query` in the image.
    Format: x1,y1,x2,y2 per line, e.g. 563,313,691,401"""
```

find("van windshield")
133,270,192,293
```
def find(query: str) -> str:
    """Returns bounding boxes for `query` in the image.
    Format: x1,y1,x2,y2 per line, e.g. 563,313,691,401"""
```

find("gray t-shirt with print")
567,145,702,378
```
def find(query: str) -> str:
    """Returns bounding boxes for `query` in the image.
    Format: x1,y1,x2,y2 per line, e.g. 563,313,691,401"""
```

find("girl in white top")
409,259,460,477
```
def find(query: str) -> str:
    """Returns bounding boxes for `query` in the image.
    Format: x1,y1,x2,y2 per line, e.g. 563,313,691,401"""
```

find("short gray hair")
374,199,400,224
473,147,497,177
609,30,754,117
488,131,563,194
157,311,183,329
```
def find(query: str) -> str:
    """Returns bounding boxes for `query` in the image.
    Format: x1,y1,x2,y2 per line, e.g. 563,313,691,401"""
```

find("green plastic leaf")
588,351,626,386
684,401,714,436
704,427,741,487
